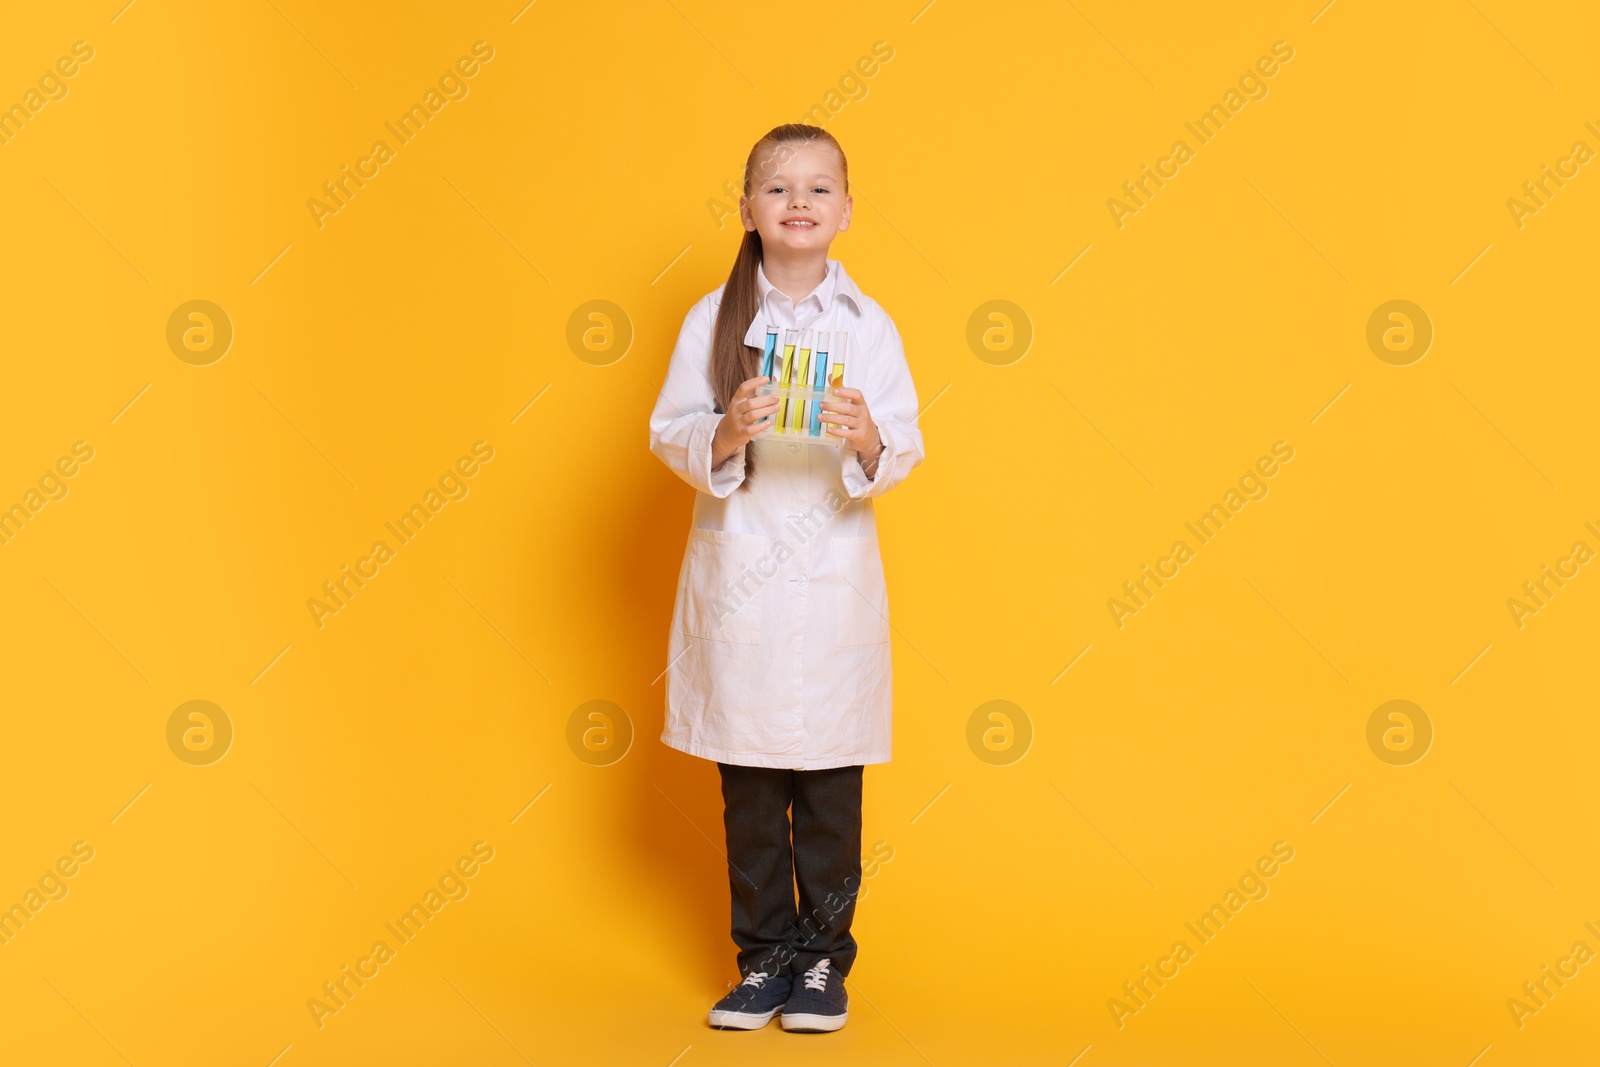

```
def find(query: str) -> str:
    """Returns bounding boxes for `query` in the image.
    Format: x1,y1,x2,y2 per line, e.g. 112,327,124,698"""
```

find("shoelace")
739,970,770,988
801,959,832,992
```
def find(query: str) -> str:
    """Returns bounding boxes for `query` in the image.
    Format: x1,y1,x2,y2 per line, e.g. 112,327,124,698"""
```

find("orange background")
1,1,1597,1063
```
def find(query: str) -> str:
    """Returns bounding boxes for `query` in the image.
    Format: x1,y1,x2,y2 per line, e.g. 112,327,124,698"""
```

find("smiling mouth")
782,220,817,228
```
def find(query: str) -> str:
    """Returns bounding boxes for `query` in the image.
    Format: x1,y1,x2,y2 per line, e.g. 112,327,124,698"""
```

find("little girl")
648,123,925,1033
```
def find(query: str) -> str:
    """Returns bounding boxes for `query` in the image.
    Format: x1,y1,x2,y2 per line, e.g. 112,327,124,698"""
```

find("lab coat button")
788,443,801,452
791,573,807,585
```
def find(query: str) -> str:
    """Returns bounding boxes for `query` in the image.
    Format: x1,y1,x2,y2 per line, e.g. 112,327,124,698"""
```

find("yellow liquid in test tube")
788,336,813,433
776,331,797,431
827,331,849,440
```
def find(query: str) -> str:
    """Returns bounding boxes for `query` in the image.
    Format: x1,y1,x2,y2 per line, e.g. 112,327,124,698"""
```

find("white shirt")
648,257,925,769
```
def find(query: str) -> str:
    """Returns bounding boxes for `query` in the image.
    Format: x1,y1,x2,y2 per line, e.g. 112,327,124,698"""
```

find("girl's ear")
739,196,756,231
839,193,852,231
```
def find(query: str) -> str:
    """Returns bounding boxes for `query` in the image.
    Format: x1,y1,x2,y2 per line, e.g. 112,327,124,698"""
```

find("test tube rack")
753,325,848,448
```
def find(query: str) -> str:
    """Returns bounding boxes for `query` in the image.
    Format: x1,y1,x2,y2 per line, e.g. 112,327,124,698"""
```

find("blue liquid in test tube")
808,332,831,436
759,325,779,425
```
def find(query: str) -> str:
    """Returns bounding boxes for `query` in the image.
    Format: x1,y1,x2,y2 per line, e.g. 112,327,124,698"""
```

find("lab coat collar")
742,258,864,348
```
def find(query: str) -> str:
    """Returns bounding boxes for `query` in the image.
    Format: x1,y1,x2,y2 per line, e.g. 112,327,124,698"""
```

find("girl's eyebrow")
765,174,839,183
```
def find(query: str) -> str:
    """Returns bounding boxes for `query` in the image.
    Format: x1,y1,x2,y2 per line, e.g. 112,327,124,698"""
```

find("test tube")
789,329,814,434
760,324,779,380
809,332,831,436
758,325,779,426
827,332,848,444
776,328,798,431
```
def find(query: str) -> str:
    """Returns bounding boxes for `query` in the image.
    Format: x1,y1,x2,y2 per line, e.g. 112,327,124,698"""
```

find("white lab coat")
649,257,925,770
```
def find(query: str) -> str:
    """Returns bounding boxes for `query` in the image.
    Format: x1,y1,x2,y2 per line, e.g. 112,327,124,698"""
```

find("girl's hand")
820,387,883,460
712,375,781,462
819,388,883,460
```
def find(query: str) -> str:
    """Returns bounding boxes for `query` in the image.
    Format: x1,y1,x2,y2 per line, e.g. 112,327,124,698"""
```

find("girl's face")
740,142,851,254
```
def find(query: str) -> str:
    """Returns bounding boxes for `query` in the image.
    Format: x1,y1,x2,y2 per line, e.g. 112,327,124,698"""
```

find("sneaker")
708,969,791,1029
780,958,848,1032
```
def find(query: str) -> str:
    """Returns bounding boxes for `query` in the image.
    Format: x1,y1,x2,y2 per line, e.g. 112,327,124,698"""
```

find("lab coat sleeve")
648,295,747,498
841,312,925,499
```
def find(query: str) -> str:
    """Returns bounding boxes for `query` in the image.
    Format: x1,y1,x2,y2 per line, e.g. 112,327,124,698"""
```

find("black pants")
717,761,863,980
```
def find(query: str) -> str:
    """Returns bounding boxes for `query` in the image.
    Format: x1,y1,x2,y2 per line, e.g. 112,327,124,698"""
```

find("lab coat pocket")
682,528,767,645
832,535,890,646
